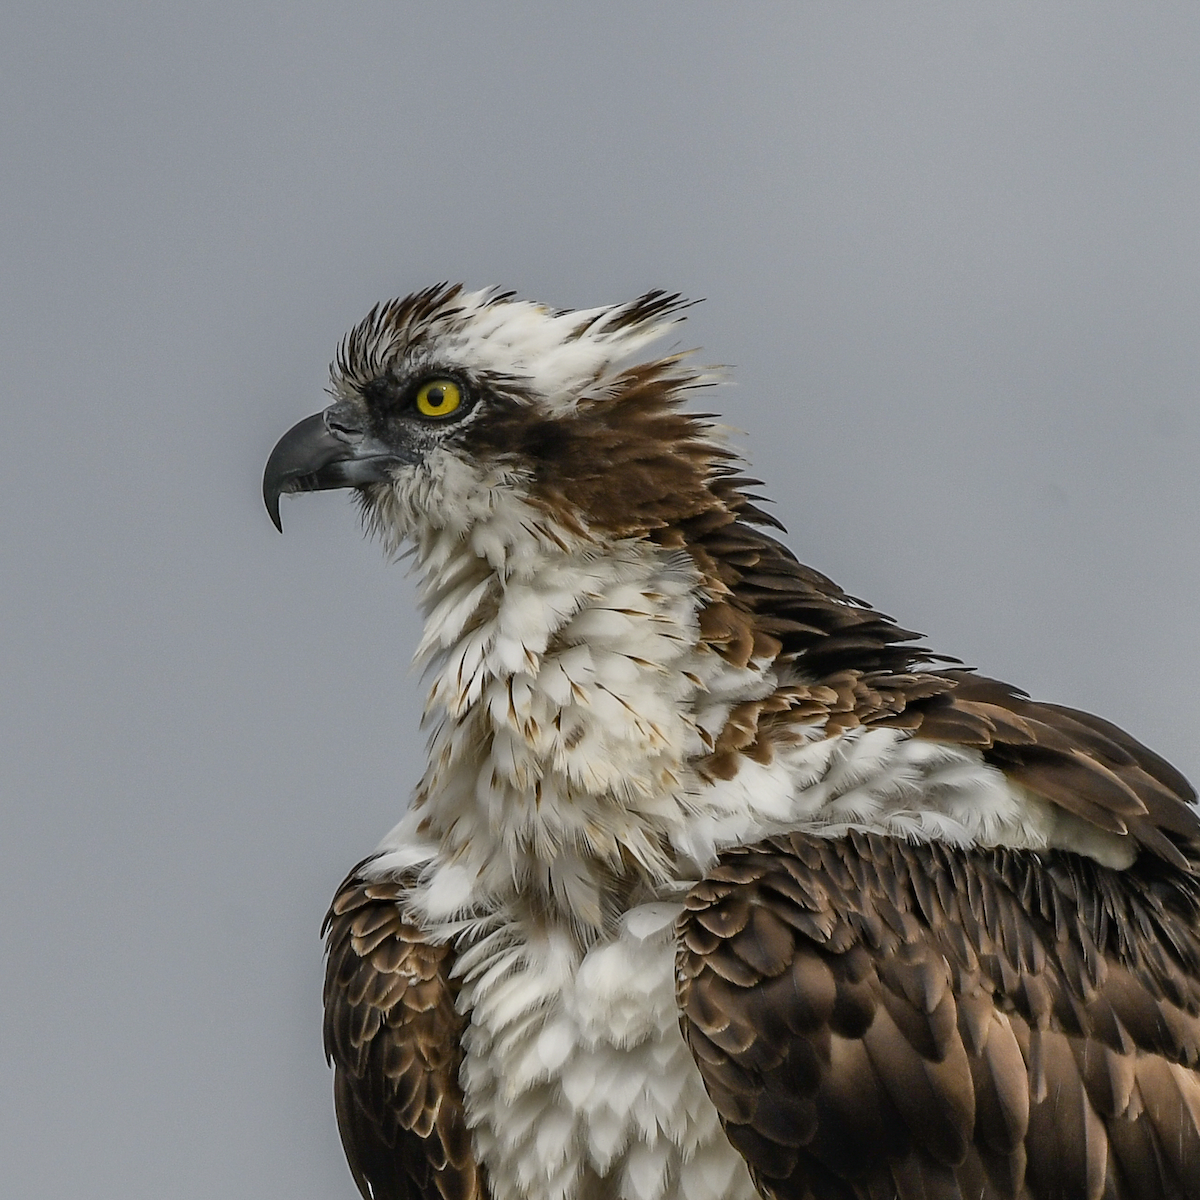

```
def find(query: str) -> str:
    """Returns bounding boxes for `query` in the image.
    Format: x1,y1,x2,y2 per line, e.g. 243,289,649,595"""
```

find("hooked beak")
263,406,411,531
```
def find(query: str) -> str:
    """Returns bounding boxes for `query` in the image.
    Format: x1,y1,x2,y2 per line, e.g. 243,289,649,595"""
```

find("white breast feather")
455,905,757,1200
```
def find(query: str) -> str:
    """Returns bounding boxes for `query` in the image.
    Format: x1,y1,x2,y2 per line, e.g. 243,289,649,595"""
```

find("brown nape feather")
678,832,1200,1200
473,359,1199,863
323,867,483,1200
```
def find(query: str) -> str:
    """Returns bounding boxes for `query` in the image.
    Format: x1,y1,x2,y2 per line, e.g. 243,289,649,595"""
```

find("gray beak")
263,407,409,531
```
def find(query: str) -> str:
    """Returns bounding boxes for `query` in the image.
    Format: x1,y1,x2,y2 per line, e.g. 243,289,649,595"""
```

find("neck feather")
399,487,781,932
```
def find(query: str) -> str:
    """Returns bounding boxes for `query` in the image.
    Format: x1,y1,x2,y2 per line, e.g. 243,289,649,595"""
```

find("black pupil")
427,386,444,407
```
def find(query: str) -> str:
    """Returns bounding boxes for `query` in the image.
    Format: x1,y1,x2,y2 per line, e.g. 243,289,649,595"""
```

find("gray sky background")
2,4,1198,1197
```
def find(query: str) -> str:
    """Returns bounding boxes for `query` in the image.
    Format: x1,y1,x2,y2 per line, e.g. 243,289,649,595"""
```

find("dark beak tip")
263,411,331,533
262,460,286,532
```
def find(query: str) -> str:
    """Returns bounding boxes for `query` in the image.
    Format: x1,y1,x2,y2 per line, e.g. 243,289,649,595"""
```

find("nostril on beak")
323,404,366,444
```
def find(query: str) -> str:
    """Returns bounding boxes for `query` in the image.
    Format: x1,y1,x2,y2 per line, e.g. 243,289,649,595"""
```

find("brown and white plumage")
678,835,1200,1200
264,285,1200,1200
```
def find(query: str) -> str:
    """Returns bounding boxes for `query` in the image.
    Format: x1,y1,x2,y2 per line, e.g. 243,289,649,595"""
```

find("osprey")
264,285,1200,1200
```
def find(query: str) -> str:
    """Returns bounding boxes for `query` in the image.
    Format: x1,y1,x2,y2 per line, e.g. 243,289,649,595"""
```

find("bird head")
263,284,730,557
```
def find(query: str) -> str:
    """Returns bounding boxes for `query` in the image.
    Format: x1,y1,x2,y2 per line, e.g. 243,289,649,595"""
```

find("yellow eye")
415,378,463,418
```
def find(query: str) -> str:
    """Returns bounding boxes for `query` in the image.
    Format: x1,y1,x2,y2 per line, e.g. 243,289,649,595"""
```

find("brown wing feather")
677,832,1200,1200
668,497,1200,863
323,866,484,1200
899,672,1200,864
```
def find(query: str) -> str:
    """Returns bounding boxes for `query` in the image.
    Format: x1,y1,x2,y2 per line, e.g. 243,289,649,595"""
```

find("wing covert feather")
677,833,1200,1200
323,868,483,1200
